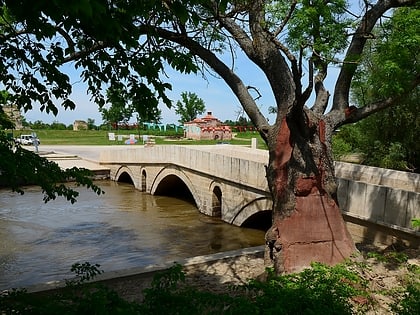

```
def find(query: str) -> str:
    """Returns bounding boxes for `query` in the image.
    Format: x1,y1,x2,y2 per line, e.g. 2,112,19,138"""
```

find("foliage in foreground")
0,131,104,203
1,257,418,315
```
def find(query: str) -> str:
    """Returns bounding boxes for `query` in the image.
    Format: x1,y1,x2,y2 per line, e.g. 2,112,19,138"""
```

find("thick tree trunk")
264,112,356,274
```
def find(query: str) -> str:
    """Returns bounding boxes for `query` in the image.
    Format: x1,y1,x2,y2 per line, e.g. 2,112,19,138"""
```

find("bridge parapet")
100,145,270,191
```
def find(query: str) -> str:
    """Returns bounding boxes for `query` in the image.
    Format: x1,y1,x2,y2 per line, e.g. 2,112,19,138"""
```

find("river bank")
98,244,418,314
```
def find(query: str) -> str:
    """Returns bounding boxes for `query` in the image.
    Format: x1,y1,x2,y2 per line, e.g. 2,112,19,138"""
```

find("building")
73,120,88,130
2,105,23,129
183,111,232,140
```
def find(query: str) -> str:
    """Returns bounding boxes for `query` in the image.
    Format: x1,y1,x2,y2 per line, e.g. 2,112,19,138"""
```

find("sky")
16,1,363,127
22,53,280,126
23,55,341,127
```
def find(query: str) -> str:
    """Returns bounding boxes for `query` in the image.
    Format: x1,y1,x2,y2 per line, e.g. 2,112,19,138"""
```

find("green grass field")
12,129,268,149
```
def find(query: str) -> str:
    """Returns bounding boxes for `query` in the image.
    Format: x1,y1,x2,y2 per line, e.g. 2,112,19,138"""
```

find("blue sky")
23,53,279,126
23,48,342,127
20,1,362,127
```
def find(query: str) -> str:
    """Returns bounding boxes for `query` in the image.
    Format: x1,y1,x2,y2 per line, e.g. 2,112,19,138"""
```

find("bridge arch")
150,166,200,207
140,168,147,192
115,166,135,186
209,181,223,217
230,197,272,228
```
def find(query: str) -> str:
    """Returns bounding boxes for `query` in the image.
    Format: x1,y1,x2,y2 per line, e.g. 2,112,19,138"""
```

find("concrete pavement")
25,145,110,176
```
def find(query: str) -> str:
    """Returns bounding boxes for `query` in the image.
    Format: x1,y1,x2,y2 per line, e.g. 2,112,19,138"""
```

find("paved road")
25,145,116,172
30,145,117,162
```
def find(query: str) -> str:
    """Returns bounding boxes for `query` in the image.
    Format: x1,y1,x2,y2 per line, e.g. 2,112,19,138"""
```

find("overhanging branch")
332,0,418,111
148,26,269,130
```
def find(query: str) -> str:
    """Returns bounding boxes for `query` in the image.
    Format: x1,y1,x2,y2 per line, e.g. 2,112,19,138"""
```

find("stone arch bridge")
100,145,273,228
99,144,419,246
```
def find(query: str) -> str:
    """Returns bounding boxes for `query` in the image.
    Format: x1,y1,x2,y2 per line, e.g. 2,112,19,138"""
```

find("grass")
12,129,268,149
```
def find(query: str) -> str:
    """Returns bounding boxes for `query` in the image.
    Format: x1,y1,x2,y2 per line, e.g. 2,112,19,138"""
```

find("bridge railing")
336,162,420,236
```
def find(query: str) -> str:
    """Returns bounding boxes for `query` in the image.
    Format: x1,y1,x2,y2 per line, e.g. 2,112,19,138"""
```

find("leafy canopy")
347,6,420,171
0,0,198,115
175,91,206,124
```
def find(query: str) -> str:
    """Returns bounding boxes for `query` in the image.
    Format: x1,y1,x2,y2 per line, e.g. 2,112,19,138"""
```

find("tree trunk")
264,110,356,274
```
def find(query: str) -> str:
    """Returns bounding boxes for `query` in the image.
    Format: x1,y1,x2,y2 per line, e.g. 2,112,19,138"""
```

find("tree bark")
265,109,356,274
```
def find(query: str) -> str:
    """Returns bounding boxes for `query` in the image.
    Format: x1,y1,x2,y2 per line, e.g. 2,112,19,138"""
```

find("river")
0,180,264,290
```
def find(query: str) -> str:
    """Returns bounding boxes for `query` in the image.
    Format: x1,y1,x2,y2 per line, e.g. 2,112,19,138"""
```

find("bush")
8,259,420,315
392,284,420,315
332,137,353,159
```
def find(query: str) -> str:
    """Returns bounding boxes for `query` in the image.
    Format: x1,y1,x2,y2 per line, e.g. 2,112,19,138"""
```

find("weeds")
0,257,418,314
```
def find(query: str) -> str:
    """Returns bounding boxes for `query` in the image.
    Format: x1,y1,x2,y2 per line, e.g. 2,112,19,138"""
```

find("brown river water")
0,180,264,290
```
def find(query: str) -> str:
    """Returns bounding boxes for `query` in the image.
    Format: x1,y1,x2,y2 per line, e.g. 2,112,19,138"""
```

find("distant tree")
133,100,162,126
175,92,206,124
87,118,96,130
237,116,251,126
223,119,235,125
31,120,49,130
131,84,162,124
100,87,133,130
50,120,67,130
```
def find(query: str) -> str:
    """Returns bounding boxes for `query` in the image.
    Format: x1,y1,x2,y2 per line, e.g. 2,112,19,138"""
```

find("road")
29,145,119,162
24,145,116,172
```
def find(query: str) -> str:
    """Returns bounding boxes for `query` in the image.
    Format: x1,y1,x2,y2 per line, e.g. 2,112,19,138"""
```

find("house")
73,120,88,130
183,111,232,140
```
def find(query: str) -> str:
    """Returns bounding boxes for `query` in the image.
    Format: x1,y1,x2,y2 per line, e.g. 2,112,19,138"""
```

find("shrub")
392,284,420,315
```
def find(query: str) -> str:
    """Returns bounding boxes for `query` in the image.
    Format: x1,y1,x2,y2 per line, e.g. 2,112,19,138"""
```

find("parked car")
15,134,40,145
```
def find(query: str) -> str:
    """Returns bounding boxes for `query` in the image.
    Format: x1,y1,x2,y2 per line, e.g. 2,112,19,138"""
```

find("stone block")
406,192,420,229
365,184,387,222
346,181,367,217
384,189,408,227
337,178,349,212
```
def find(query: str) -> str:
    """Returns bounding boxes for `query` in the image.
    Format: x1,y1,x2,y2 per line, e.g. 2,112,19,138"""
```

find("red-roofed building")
183,111,232,140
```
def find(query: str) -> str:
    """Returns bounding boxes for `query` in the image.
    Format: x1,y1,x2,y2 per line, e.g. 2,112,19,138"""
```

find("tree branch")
331,73,420,128
149,26,270,131
215,1,295,122
62,41,109,63
332,0,418,111
273,1,297,37
55,26,76,56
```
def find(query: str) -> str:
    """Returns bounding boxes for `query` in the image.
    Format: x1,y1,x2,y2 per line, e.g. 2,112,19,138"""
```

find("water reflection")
0,181,264,289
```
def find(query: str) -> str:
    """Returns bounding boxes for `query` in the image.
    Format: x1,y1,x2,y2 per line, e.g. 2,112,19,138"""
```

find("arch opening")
141,170,147,192
212,186,222,217
241,210,272,231
117,171,134,185
154,174,195,205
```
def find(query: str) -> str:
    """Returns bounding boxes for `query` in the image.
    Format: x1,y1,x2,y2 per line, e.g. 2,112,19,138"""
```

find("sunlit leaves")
175,91,206,124
268,0,351,64
353,6,420,101
349,7,420,171
370,7,420,98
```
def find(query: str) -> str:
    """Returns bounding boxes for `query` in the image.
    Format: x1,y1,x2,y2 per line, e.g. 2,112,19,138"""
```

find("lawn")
13,129,268,149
